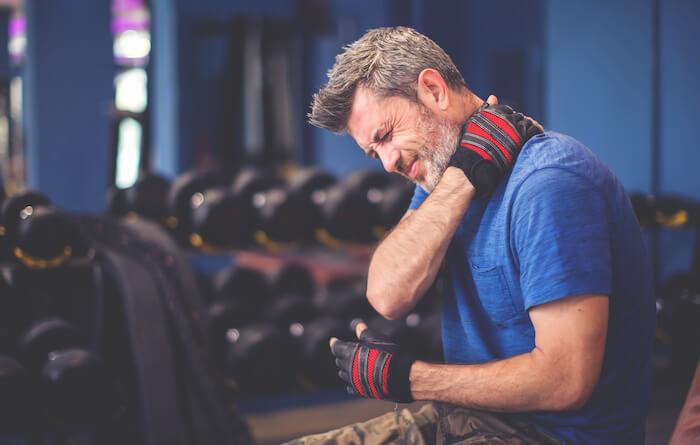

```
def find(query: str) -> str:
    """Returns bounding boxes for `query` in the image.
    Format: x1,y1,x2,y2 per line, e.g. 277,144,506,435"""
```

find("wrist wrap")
449,103,542,198
332,326,415,403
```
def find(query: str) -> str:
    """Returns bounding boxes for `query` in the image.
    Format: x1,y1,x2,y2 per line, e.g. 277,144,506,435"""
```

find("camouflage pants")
282,402,561,445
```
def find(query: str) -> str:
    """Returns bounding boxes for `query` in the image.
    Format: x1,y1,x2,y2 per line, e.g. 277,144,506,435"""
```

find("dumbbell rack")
0,255,128,444
188,245,403,444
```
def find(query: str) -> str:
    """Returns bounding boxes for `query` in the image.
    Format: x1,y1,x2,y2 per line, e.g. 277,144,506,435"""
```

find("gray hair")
308,26,468,133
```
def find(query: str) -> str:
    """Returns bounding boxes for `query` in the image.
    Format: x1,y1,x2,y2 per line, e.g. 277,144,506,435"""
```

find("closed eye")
376,129,392,143
366,149,379,160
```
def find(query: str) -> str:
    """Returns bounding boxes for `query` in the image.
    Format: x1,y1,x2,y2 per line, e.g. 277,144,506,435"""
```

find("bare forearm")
367,167,475,319
409,295,609,412
410,350,586,412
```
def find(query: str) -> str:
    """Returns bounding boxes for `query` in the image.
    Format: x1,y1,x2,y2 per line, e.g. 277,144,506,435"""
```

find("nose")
377,144,400,173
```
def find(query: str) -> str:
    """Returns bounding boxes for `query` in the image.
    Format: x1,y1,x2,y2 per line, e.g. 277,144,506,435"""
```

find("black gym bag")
80,215,252,445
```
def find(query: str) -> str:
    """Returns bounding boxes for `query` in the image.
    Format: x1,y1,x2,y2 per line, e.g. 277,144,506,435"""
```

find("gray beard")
417,107,462,192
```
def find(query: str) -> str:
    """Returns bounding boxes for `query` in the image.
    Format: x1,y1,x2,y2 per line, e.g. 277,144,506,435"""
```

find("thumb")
486,95,499,105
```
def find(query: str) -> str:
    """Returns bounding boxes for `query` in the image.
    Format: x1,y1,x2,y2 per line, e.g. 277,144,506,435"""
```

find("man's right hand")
448,97,543,199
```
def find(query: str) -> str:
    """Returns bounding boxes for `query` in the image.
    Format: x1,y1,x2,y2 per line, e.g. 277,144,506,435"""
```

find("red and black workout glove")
331,325,415,403
449,102,543,199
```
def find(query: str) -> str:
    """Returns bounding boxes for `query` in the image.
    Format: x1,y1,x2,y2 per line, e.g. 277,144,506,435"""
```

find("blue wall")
310,0,399,178
545,0,654,194
545,0,700,280
657,0,700,278
658,0,700,197
23,0,113,212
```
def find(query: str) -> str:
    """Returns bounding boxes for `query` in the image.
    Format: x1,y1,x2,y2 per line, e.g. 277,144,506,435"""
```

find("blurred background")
0,0,697,444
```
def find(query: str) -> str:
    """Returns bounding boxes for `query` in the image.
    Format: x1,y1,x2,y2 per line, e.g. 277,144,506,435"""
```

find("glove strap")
460,107,521,172
351,346,415,403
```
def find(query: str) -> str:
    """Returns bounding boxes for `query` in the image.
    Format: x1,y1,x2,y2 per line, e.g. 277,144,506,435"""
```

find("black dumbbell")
232,167,281,204
213,265,270,301
14,205,91,268
341,169,392,192
205,298,264,365
0,188,51,261
268,262,316,300
189,188,257,249
187,167,280,250
378,178,415,233
289,316,348,388
122,173,171,222
206,266,271,360
288,168,337,242
0,355,36,433
655,196,696,229
254,168,336,246
265,294,317,327
629,193,656,229
40,348,118,428
224,322,300,395
318,169,390,245
20,317,87,372
229,167,285,248
167,169,228,245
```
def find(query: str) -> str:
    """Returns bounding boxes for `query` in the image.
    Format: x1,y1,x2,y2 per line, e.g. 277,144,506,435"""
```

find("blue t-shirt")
409,132,656,444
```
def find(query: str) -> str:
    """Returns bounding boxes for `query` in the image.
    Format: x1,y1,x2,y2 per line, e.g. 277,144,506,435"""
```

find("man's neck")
452,90,484,126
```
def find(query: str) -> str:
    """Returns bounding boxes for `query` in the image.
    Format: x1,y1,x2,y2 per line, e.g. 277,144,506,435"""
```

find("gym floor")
245,378,690,444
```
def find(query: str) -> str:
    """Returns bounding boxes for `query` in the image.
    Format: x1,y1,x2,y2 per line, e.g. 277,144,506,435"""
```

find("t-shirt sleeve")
408,184,429,210
511,168,612,310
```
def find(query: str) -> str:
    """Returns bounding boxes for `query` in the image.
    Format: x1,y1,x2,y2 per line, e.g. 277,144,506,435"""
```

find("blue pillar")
151,0,181,178
23,0,113,212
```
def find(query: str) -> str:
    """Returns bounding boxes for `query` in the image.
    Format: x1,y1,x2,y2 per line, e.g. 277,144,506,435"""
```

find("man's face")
347,87,462,191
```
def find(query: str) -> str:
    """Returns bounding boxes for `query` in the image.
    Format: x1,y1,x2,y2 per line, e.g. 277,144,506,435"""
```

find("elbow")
366,286,409,320
367,289,403,320
550,379,595,411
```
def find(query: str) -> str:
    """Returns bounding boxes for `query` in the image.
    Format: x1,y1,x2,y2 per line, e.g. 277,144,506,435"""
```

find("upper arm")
511,168,613,408
512,168,612,310
529,293,609,408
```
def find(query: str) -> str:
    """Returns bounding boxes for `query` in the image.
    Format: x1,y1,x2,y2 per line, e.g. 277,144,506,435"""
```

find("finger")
354,322,368,339
486,95,499,105
349,318,366,332
346,385,362,397
329,337,338,349
338,369,350,382
330,339,357,358
528,117,543,132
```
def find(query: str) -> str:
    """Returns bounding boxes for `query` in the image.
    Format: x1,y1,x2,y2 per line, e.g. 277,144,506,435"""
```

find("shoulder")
516,131,601,172
507,131,619,201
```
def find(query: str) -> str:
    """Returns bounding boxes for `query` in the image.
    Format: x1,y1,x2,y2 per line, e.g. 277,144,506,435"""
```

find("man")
291,26,655,444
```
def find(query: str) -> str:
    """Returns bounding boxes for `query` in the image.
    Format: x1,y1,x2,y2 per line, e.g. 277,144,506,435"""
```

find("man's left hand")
330,321,415,403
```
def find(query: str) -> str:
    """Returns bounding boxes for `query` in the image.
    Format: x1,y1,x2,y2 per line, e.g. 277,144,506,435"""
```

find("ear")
417,69,450,112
